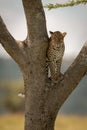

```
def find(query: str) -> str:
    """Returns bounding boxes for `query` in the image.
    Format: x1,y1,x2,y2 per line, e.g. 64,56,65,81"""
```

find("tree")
0,0,87,130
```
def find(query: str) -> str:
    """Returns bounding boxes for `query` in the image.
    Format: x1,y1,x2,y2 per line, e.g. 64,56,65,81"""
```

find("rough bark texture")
0,0,87,130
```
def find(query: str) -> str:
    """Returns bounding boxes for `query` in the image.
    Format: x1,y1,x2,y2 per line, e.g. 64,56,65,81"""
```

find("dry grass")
0,114,24,130
55,115,87,130
0,114,87,130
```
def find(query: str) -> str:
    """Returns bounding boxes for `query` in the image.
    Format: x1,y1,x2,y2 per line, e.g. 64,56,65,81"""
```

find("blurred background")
0,0,87,130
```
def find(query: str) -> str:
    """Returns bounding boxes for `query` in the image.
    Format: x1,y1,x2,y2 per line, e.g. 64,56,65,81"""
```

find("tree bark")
0,16,28,69
0,0,87,130
24,74,55,130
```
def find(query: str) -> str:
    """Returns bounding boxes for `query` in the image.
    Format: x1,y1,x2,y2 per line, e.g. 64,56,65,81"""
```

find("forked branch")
0,16,27,68
58,41,87,107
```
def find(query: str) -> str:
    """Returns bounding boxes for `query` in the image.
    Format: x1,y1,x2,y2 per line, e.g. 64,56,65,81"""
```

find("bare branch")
44,0,87,10
0,16,27,68
58,41,87,106
22,0,48,46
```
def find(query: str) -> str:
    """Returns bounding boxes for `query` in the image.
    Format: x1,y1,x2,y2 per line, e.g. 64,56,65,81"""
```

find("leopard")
47,31,67,82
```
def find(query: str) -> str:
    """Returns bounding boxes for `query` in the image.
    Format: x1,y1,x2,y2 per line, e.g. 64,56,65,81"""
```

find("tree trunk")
24,78,55,130
22,62,55,130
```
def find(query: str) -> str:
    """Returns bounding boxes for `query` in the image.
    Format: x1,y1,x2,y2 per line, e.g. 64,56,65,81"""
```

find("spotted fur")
47,31,67,82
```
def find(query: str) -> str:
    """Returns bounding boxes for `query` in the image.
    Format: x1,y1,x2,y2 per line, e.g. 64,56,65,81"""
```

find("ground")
0,114,87,130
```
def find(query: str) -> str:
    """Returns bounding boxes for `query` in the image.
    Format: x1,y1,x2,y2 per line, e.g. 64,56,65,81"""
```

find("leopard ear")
49,31,54,35
62,32,67,37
